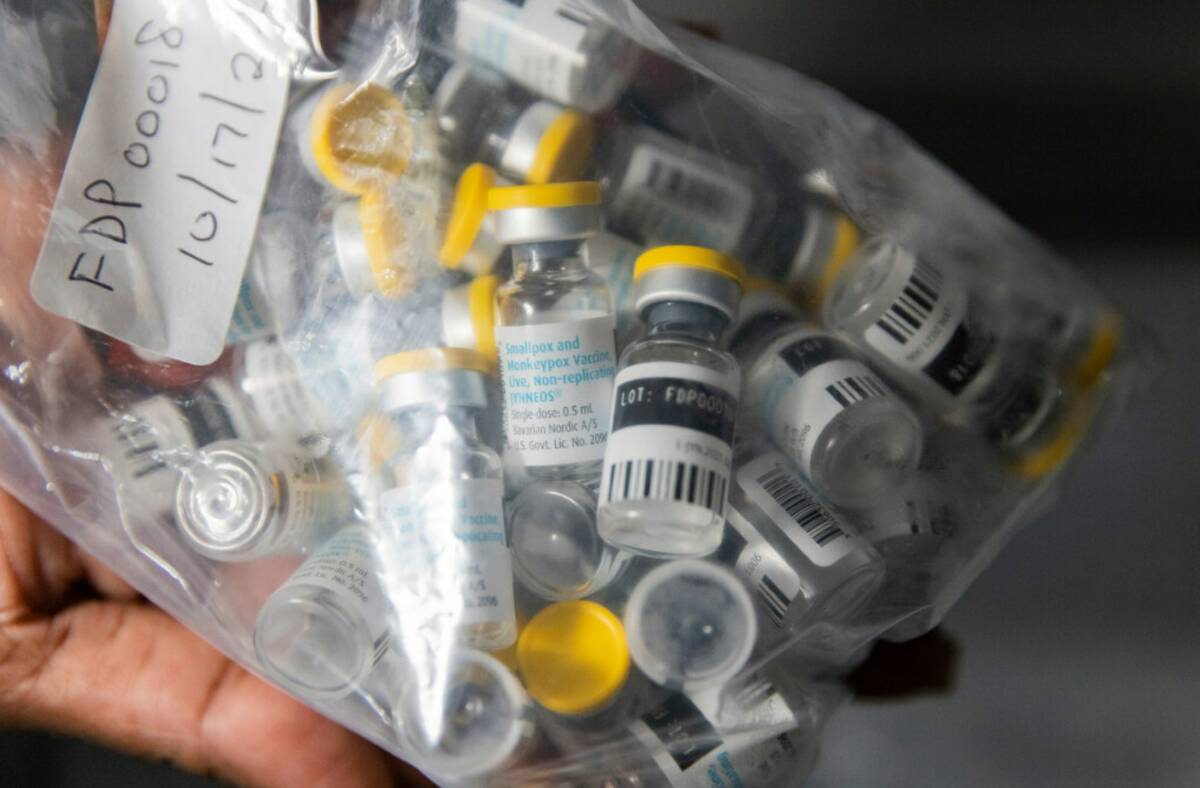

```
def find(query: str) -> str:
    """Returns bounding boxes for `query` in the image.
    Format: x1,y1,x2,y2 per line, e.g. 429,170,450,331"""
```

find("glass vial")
507,480,632,601
226,211,307,345
254,526,389,701
289,81,411,195
720,449,885,631
440,272,501,369
373,348,517,650
96,379,261,508
822,239,1064,460
491,182,617,486
230,338,340,445
861,489,958,643
398,648,536,782
434,63,594,184
623,560,757,693
742,324,923,507
443,0,640,113
515,600,633,736
438,162,510,275
598,246,745,559
326,189,419,299
604,125,762,256
586,229,645,350
600,673,824,788
174,439,350,562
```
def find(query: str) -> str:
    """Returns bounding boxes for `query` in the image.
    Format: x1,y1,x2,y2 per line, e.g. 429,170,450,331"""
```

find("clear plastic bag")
0,1,1143,785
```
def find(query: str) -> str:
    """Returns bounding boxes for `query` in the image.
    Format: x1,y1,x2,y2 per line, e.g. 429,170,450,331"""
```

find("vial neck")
513,239,589,280
644,301,728,344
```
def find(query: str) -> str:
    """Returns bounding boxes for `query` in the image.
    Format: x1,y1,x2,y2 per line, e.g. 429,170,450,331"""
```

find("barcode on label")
755,465,845,546
757,574,791,626
876,259,943,345
826,374,887,409
606,458,727,516
645,159,732,216
112,419,168,479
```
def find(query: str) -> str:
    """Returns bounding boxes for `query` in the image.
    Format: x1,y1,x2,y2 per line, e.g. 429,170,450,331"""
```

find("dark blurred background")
3,0,1198,785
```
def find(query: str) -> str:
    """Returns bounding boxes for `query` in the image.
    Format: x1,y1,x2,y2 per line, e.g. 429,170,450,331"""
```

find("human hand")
0,489,431,787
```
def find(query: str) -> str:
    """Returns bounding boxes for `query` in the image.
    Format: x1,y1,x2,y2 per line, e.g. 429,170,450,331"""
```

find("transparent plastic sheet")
0,1,1147,785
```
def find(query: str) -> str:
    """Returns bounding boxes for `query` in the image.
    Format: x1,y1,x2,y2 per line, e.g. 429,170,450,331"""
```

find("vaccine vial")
742,324,923,507
398,648,536,782
229,339,343,446
623,560,757,693
254,526,389,701
440,273,501,368
225,211,307,345
516,600,632,731
491,182,618,486
327,189,420,299
720,449,885,631
438,163,509,275
604,125,762,256
289,81,411,195
507,480,632,601
97,379,261,509
433,63,595,184
442,0,640,113
174,439,351,562
856,481,959,642
600,673,824,788
598,246,745,559
727,278,805,361
822,239,1065,460
586,230,645,350
373,348,517,650
775,200,862,308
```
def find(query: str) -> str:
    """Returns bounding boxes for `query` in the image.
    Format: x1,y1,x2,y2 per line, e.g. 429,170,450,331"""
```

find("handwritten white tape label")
31,0,291,365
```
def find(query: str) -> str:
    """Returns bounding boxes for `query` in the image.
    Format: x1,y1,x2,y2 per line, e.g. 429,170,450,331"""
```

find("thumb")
0,599,422,787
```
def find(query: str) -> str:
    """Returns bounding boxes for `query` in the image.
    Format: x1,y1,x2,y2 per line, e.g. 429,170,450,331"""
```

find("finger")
0,600,405,787
0,491,84,619
78,552,140,601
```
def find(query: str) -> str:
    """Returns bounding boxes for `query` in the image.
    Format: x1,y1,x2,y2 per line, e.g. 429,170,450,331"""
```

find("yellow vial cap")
808,214,862,308
468,274,500,366
373,347,492,384
1073,310,1121,390
517,601,630,716
487,181,602,213
440,163,498,268
527,110,594,185
311,83,411,195
358,189,414,298
1010,390,1096,480
634,245,746,286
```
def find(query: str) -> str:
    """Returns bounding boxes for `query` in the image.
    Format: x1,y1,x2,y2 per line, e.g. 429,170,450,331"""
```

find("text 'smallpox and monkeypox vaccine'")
490,181,618,486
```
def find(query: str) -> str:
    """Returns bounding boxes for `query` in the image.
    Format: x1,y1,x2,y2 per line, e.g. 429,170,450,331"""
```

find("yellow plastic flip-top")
374,347,492,384
633,245,746,286
440,163,498,268
516,601,630,717
310,83,410,195
527,109,594,185
487,181,601,213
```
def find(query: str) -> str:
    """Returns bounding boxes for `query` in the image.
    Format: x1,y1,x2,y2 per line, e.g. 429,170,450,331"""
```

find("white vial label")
240,340,323,437
738,453,855,567
453,0,591,107
614,140,756,254
753,334,893,477
629,687,801,788
870,497,955,541
30,0,290,365
275,456,347,545
286,528,389,655
226,276,274,345
602,361,738,518
727,507,806,627
862,252,992,397
496,314,616,467
380,479,515,630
